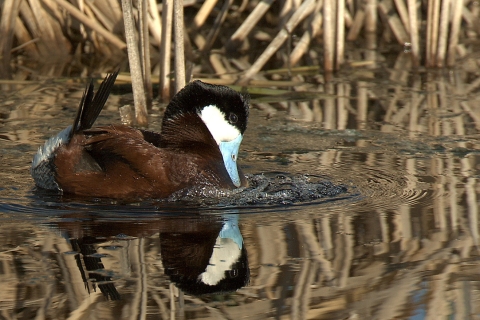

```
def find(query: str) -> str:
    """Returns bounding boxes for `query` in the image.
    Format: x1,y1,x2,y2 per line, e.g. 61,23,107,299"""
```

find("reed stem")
447,0,463,67
121,0,148,126
139,0,152,109
408,0,419,67
0,0,20,79
173,0,185,92
336,0,345,70
159,0,173,101
323,0,334,72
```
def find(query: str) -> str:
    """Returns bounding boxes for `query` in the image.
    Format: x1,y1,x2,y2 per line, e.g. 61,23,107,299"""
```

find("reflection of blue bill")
219,214,243,249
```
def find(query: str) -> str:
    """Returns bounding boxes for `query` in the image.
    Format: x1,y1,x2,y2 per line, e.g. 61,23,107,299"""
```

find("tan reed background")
0,0,479,81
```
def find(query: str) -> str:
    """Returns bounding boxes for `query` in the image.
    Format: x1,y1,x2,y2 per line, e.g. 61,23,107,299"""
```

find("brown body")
54,123,246,199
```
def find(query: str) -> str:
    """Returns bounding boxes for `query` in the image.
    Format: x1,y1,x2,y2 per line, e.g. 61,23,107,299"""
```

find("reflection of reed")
1,186,480,319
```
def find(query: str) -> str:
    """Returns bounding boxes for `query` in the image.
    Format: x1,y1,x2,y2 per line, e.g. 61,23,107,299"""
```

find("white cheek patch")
199,105,240,145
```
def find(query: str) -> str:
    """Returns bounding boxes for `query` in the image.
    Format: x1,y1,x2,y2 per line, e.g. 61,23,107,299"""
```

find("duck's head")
161,81,250,187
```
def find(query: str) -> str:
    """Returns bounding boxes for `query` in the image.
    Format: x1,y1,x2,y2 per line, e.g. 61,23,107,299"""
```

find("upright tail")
32,71,119,190
71,70,119,137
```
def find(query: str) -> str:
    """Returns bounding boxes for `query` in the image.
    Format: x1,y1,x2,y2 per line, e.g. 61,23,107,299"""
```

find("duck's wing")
82,125,164,174
83,125,234,190
53,125,171,197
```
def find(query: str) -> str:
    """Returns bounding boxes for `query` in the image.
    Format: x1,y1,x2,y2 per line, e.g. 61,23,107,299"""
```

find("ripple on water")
2,158,430,215
0,164,429,217
328,164,432,210
0,172,356,218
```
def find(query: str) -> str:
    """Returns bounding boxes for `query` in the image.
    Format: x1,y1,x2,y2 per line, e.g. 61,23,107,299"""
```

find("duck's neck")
160,113,217,149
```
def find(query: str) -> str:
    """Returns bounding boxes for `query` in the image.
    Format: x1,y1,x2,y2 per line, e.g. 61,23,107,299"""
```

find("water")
1,68,480,319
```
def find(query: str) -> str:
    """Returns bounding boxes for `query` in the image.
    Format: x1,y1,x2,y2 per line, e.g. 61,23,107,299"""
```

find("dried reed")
2,1,480,95
121,0,148,126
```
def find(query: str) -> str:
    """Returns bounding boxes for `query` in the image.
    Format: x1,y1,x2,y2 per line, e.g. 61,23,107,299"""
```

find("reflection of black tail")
71,237,121,301
71,71,119,137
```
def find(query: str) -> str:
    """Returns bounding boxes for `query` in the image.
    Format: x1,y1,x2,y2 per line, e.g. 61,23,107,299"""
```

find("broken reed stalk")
159,0,173,101
121,0,148,126
379,0,409,45
85,1,114,31
29,0,63,55
53,0,126,50
278,0,293,26
394,0,410,34
289,0,323,67
225,0,274,52
173,0,185,92
201,0,232,54
193,0,217,29
240,0,316,83
346,8,365,41
209,53,225,77
18,1,45,56
12,14,39,59
190,0,217,50
10,38,40,54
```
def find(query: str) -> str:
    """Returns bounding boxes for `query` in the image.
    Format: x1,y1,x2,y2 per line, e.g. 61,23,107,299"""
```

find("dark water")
1,67,480,319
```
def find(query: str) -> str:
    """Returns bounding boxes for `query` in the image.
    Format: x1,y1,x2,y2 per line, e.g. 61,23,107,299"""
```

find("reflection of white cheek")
198,237,242,286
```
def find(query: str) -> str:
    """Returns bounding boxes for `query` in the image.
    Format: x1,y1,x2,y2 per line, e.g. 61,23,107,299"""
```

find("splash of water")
168,173,349,206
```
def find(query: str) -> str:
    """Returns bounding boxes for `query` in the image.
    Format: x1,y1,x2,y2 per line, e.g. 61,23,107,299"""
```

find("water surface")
1,67,480,319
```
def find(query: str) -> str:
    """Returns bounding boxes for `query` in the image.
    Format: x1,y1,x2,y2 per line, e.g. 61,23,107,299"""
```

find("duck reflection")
69,236,121,300
56,213,249,300
161,214,249,295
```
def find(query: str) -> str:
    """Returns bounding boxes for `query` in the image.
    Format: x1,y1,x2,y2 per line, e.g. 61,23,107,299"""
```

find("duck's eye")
228,113,238,124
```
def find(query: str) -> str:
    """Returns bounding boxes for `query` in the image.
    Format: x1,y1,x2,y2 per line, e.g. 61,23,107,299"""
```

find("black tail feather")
71,70,119,136
72,81,94,135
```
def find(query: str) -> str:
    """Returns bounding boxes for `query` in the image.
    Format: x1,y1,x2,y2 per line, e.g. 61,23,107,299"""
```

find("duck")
31,71,250,199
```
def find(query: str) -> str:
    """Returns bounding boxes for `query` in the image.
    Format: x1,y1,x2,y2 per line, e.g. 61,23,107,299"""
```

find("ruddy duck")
31,71,250,199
